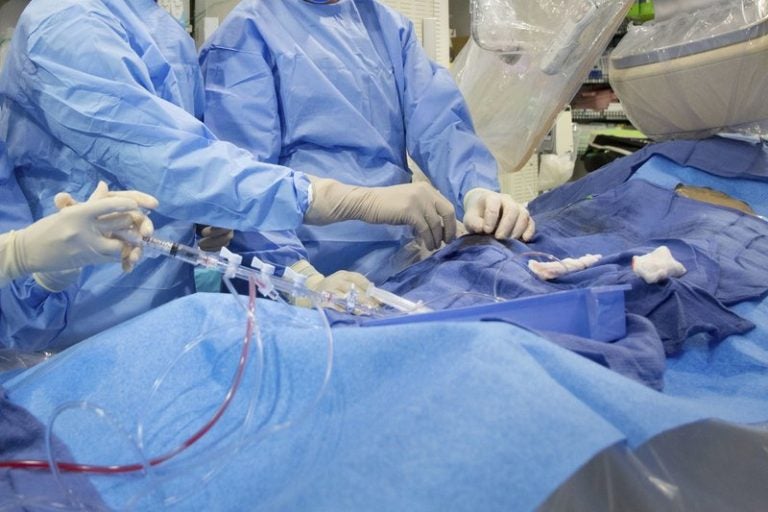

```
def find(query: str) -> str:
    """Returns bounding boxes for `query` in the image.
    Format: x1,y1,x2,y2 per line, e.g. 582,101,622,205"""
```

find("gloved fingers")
424,208,445,252
522,217,536,242
198,235,231,252
198,227,234,252
434,193,457,243
334,270,372,292
481,193,502,234
414,220,439,251
81,197,140,218
510,206,532,240
87,181,110,201
200,226,232,238
121,245,142,273
321,271,378,309
94,237,128,259
137,214,154,238
493,195,520,239
123,210,151,236
95,210,142,233
90,205,149,245
110,228,143,245
54,192,78,210
462,210,485,235
106,190,159,209
353,292,379,309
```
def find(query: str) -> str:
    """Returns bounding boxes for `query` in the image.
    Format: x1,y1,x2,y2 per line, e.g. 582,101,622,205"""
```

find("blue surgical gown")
0,142,75,351
0,0,312,349
199,0,500,282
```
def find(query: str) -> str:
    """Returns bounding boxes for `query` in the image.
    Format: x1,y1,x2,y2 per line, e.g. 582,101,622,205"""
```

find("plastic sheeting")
452,0,633,173
609,0,768,139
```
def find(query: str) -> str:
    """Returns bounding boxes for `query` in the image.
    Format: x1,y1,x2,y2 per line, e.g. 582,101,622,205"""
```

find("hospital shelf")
572,103,629,123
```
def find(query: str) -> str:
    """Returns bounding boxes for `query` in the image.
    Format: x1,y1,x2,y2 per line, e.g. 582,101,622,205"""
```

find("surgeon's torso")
1,0,203,216
231,0,411,186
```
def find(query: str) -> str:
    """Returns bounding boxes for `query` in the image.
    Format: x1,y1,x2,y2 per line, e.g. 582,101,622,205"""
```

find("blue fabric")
374,178,768,386
361,137,768,389
199,0,499,282
529,136,768,215
5,293,768,510
0,0,313,348
0,389,105,509
632,155,768,217
665,297,768,412
607,143,768,410
0,142,77,351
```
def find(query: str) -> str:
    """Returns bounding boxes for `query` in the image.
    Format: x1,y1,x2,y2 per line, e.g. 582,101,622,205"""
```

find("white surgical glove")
463,188,536,242
53,182,158,273
289,259,377,310
2,182,159,291
305,178,457,251
196,226,234,252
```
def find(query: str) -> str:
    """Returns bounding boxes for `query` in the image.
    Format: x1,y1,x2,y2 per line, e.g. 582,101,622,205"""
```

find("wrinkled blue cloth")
607,144,768,411
372,177,768,388
632,155,768,217
363,137,768,389
0,389,105,509
200,0,498,281
530,136,768,214
6,293,768,511
0,0,312,349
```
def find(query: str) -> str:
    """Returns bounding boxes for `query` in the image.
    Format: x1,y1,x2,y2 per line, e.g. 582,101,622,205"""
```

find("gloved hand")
196,225,234,252
53,182,158,272
305,178,457,251
463,188,536,242
0,182,157,292
289,259,378,310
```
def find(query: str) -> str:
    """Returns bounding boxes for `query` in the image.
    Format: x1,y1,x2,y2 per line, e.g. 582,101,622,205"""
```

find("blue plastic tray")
362,285,630,342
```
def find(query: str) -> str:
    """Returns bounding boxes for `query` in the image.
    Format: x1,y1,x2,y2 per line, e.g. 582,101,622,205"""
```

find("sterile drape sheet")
2,137,768,510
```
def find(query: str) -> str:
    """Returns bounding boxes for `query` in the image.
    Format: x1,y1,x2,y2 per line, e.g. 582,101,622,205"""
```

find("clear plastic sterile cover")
452,0,633,173
609,0,768,140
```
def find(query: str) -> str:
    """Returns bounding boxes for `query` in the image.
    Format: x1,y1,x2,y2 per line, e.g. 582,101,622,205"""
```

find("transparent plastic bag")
609,0,768,140
540,419,768,511
452,0,633,173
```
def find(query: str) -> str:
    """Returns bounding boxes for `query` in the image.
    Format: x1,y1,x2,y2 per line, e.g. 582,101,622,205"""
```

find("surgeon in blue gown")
199,0,536,283
0,0,458,350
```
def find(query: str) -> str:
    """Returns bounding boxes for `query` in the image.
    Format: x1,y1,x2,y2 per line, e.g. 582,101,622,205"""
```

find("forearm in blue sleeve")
12,11,309,232
399,22,500,217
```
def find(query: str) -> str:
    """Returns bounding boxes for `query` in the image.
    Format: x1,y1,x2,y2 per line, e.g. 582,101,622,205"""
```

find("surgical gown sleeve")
397,18,500,217
200,22,308,267
6,8,310,232
0,150,73,351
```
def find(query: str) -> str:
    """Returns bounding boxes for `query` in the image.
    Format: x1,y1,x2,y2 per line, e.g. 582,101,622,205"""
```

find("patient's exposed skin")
675,184,755,215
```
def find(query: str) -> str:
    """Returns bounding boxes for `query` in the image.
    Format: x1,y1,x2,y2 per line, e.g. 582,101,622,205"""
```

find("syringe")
141,236,428,316
366,287,431,314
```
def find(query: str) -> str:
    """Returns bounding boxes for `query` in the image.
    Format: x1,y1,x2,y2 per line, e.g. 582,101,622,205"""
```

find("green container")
627,0,654,22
